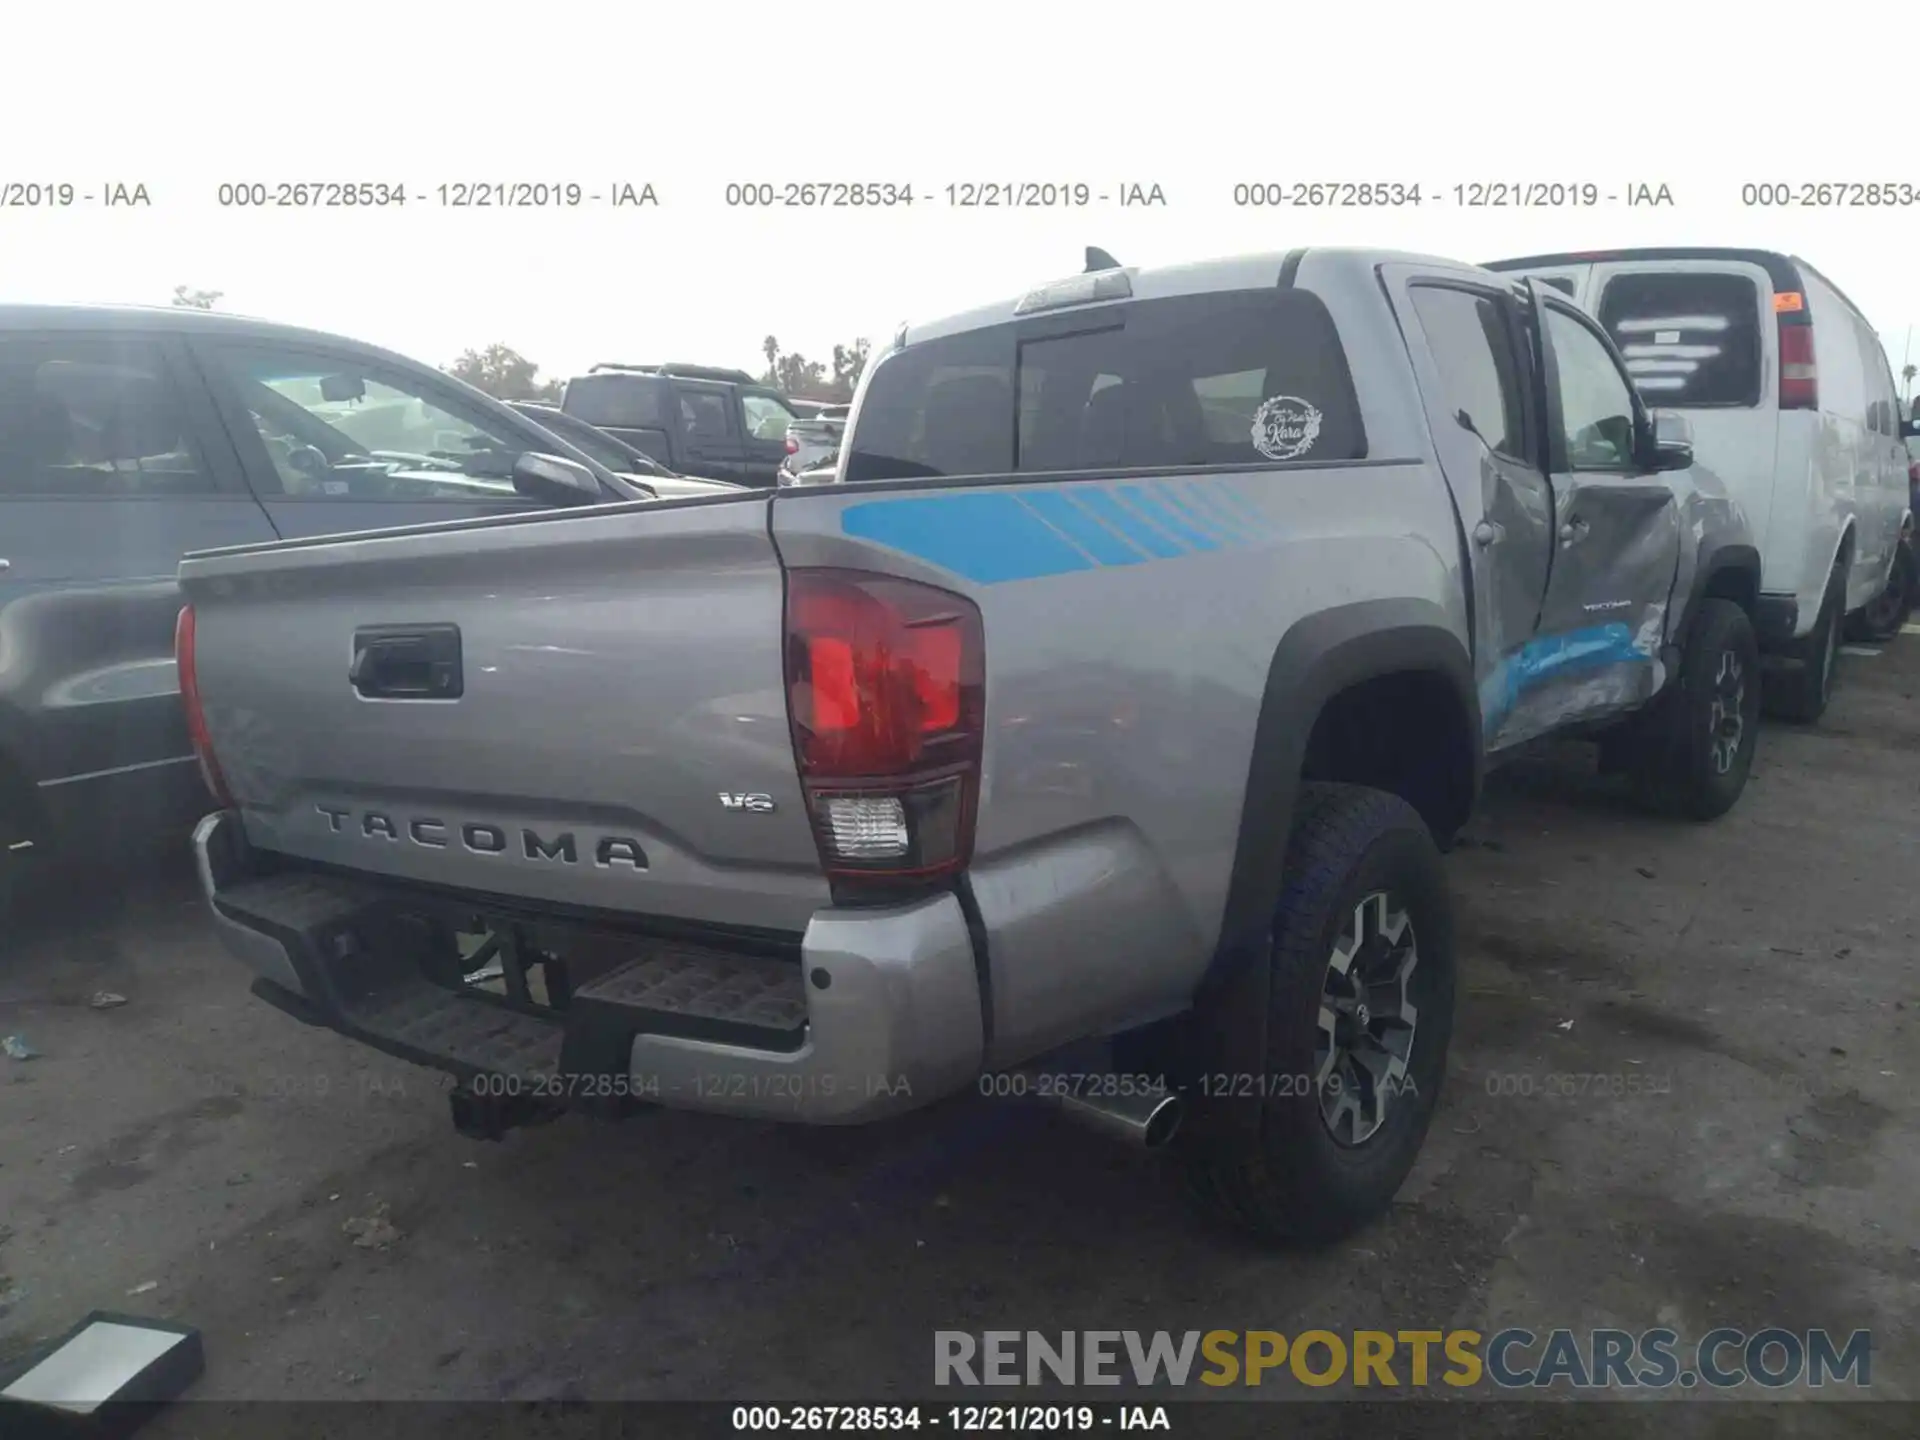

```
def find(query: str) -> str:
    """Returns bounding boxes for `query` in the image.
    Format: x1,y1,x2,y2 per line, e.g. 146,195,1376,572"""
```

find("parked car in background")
778,404,847,482
779,449,840,487
1483,248,1913,719
181,246,1762,1246
0,303,636,918
557,363,798,487
507,401,747,500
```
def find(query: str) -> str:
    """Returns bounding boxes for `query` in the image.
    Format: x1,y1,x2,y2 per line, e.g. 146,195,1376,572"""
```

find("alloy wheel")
1315,891,1419,1146
1708,648,1748,776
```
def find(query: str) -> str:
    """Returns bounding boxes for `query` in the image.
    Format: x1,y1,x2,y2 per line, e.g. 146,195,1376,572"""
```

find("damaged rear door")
1489,283,1681,749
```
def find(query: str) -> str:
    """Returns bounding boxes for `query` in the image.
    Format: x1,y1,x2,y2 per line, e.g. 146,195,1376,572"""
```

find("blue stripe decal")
1480,622,1651,731
1069,487,1188,558
840,492,1096,584
1017,490,1155,566
1117,484,1223,552
839,479,1283,584
1152,481,1240,545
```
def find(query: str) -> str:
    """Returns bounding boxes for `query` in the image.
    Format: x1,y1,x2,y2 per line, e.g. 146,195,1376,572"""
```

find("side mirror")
319,374,366,404
1644,410,1694,472
1903,415,1920,441
512,451,601,506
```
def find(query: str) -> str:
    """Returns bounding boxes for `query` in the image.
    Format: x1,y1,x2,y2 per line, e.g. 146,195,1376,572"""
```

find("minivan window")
562,374,667,429
845,289,1366,483
1595,272,1763,408
0,339,215,498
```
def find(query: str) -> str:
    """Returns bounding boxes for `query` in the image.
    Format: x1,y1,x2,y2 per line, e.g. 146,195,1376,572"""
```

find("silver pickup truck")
179,247,1762,1245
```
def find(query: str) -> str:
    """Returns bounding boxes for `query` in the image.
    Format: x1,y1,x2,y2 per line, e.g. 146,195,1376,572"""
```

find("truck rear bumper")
193,810,985,1124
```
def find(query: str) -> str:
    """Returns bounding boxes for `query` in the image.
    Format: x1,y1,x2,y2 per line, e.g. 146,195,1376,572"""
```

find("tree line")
167,286,870,405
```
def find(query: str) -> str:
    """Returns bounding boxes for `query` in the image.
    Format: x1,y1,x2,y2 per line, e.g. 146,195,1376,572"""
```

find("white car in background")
1485,247,1914,717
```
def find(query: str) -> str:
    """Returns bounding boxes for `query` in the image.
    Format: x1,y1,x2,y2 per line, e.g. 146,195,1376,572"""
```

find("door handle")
1559,518,1590,545
1472,520,1504,547
0,558,10,572
351,625,463,699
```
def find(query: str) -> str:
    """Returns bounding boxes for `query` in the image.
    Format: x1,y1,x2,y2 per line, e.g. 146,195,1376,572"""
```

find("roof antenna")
1085,246,1121,273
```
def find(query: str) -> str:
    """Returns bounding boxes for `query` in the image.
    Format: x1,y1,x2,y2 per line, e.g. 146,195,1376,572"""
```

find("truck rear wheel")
1627,598,1761,821
1181,783,1454,1246
1767,565,1844,723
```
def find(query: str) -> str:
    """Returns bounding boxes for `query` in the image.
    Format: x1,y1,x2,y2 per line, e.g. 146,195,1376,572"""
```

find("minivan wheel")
1766,566,1844,724
1180,782,1454,1247
1629,599,1762,820
1846,539,1914,645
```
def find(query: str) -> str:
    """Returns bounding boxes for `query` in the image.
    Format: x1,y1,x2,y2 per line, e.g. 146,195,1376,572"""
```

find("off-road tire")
1627,599,1761,821
1180,782,1454,1247
1845,538,1915,645
1766,564,1845,724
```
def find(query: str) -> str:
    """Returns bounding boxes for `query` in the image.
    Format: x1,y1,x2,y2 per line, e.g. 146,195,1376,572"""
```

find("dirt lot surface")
3,641,1918,1438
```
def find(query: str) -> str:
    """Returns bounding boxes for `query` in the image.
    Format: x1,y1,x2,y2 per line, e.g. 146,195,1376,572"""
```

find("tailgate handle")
351,625,463,700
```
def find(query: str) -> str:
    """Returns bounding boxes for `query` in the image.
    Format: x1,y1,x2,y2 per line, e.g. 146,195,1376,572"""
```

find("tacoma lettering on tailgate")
313,804,649,870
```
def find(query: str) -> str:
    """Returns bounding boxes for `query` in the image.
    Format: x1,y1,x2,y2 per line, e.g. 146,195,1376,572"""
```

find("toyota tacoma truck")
178,247,1762,1245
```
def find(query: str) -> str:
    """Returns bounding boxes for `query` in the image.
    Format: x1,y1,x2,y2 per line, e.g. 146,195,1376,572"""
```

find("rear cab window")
845,288,1366,483
1593,271,1765,408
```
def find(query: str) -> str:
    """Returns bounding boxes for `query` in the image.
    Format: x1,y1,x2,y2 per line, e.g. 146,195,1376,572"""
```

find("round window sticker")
1250,395,1323,461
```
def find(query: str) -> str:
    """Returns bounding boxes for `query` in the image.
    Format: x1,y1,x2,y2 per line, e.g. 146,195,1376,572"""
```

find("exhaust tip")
1141,1094,1184,1149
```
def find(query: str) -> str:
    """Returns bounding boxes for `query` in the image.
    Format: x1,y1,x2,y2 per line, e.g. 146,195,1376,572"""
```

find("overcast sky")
4,1,1914,389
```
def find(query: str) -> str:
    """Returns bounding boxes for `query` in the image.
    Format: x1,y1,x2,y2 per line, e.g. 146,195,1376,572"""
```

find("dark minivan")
0,303,639,918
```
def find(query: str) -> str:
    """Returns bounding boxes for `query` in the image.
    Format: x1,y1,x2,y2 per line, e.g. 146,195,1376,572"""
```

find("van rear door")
1583,259,1779,552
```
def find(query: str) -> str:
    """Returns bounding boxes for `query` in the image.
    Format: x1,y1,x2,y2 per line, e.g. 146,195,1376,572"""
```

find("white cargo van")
1484,248,1914,721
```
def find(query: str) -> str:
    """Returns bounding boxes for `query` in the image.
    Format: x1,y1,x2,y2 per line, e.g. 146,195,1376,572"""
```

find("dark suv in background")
557,363,799,486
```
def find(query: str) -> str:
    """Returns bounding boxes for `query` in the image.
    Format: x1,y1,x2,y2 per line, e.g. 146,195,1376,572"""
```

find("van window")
1595,272,1763,408
846,289,1365,482
562,374,668,429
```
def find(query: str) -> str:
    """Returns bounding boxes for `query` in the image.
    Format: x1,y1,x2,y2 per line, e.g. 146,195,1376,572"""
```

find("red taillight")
784,436,799,455
784,569,984,883
174,605,233,807
1778,320,1817,410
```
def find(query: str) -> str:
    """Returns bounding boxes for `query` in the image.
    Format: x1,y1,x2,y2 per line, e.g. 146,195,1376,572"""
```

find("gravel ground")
2,638,1917,1438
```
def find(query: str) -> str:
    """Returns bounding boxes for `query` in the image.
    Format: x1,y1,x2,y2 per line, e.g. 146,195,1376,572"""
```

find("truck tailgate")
178,498,831,932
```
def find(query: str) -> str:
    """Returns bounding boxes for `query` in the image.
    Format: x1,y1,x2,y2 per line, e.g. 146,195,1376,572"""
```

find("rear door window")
845,289,1365,483
1408,286,1527,459
1594,271,1764,408
561,374,667,429
0,338,218,497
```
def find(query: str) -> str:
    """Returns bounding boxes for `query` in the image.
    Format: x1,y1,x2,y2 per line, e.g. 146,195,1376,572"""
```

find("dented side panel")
1489,477,1681,750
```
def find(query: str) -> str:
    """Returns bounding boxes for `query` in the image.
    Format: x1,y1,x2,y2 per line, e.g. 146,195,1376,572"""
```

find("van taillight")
1778,320,1817,411
784,569,984,883
784,437,799,455
174,605,233,807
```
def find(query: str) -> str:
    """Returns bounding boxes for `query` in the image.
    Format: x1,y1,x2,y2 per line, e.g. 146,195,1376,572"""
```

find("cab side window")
1545,308,1637,471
